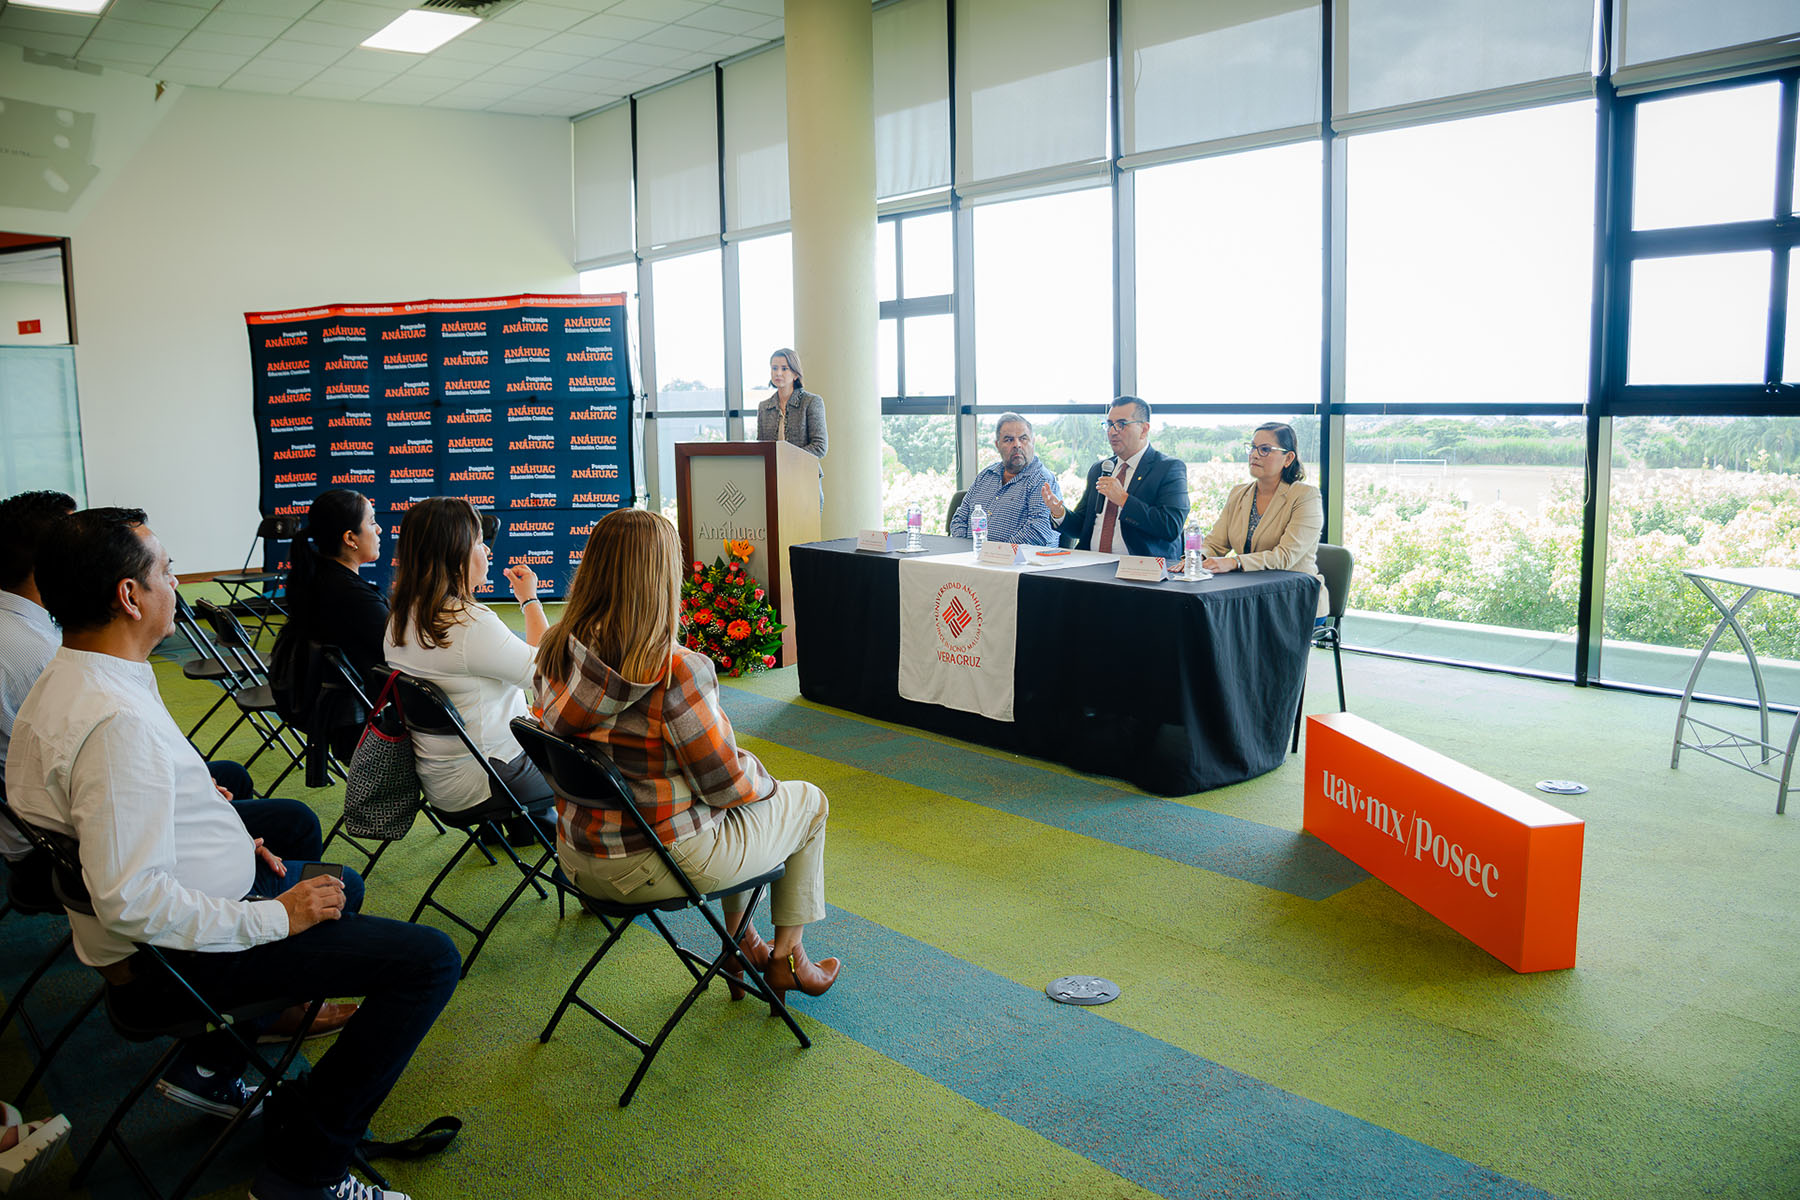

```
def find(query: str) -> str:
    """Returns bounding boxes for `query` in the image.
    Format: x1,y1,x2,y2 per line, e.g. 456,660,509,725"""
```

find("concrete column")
784,0,880,537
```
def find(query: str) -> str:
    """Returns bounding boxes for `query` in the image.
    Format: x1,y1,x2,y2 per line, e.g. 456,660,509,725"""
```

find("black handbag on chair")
343,671,423,841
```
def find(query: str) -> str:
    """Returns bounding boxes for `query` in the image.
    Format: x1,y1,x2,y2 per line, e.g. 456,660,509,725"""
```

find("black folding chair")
8,814,325,1200
171,595,243,753
1292,543,1354,751
212,515,299,646
510,716,811,1107
191,600,307,791
0,797,105,1107
393,674,564,976
316,655,451,880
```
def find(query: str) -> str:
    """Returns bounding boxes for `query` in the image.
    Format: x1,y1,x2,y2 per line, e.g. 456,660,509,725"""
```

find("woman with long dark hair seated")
269,488,387,762
534,509,841,1004
383,497,555,844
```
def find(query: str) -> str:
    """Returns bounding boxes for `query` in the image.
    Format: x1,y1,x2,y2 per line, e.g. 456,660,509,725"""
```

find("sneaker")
0,1113,72,1192
248,1170,411,1200
155,1060,262,1119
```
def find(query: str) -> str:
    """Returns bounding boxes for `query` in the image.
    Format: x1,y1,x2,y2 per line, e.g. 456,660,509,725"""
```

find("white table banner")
897,553,1021,722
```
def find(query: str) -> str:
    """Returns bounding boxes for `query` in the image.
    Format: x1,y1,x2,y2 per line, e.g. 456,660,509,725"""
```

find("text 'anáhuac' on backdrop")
1302,712,1584,973
246,294,634,599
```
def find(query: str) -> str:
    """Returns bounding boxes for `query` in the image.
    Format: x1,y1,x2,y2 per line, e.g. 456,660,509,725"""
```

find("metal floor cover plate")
1046,975,1120,1005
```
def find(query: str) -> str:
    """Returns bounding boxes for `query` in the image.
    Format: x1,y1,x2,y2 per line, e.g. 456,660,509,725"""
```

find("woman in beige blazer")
1201,422,1327,616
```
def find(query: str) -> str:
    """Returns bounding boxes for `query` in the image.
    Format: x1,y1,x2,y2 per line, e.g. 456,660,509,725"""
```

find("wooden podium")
674,440,822,665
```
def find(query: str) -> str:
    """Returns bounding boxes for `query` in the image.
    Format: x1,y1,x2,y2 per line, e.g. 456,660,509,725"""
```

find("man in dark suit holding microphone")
1042,397,1190,561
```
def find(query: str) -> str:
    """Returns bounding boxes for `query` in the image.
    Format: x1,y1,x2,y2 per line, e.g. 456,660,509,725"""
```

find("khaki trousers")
558,780,829,928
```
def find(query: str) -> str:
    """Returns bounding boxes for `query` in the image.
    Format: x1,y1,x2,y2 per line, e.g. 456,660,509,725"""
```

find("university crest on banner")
898,555,1019,722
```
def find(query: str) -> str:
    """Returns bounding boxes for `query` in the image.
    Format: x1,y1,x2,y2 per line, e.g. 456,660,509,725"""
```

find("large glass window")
736,232,795,413
881,210,959,522
1340,415,1587,670
1627,252,1773,385
1345,102,1595,406
1599,417,1800,697
0,347,84,500
1134,142,1321,409
1632,81,1781,230
972,187,1113,411
882,414,958,533
650,250,725,415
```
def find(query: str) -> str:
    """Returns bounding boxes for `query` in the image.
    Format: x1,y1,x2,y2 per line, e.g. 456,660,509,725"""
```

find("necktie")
1097,461,1131,553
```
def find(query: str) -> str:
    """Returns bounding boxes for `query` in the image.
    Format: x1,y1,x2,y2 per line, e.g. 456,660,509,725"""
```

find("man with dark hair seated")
6,507,460,1200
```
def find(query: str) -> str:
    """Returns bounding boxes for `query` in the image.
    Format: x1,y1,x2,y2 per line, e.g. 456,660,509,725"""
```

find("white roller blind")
573,104,634,266
874,0,951,199
1614,0,1800,91
956,0,1109,192
635,75,721,251
1122,0,1322,165
724,46,789,236
1334,0,1595,132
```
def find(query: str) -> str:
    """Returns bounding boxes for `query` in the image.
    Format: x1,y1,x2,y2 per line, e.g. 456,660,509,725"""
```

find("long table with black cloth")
789,535,1321,795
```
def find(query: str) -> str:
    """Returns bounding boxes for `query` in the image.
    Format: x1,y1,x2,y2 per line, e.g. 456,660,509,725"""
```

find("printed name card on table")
978,541,1026,566
1114,556,1167,582
855,530,893,552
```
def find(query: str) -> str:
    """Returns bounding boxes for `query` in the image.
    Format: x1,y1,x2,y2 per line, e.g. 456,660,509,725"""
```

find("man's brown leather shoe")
258,1001,359,1044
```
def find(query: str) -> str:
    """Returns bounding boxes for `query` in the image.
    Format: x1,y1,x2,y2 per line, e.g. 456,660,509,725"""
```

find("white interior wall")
60,86,577,570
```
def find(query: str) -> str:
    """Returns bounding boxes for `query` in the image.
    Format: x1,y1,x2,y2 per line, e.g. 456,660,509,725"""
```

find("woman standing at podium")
754,347,827,458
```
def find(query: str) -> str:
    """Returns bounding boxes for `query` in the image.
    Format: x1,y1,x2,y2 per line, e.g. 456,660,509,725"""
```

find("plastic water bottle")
906,504,922,551
1183,521,1202,578
970,504,988,555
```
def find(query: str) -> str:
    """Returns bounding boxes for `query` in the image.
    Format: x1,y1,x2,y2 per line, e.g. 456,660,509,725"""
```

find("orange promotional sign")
1302,712,1584,973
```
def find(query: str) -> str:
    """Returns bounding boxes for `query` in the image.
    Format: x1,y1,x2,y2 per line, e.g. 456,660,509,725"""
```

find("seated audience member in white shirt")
382,497,555,846
6,506,459,1200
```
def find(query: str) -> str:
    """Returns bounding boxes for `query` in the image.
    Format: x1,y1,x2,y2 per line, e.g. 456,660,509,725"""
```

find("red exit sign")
17,320,41,335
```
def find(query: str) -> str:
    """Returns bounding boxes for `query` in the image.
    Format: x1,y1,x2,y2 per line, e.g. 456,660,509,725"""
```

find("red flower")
762,655,776,668
721,656,733,669
757,618,770,632
693,608,713,625
754,588,765,600
701,581,714,594
727,619,751,640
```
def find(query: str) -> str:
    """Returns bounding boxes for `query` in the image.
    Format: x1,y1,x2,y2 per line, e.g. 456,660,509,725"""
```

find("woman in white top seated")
383,497,555,844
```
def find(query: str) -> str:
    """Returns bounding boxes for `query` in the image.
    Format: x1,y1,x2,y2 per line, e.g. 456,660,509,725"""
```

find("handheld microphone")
1099,456,1118,478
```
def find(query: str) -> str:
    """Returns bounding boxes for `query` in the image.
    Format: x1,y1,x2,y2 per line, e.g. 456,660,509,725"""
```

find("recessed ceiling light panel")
361,9,480,54
11,0,110,14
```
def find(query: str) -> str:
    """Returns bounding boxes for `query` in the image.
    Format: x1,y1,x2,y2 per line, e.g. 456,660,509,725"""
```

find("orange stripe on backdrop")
243,293,627,324
1303,712,1584,973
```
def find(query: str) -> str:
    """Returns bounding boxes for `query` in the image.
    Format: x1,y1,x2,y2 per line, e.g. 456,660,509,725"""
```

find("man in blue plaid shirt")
949,413,1062,547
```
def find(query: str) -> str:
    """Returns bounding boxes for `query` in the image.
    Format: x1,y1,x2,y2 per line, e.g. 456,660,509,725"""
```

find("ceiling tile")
454,22,549,48
477,63,544,86
426,80,520,105
486,97,557,115
194,11,296,38
90,17,186,48
719,0,781,17
175,30,270,55
255,36,350,62
500,47,588,72
678,5,766,36
278,19,369,47
334,47,413,73
292,76,378,99
157,64,233,85
398,55,485,79
745,16,781,38
238,52,323,78
530,31,622,57
485,4,591,33
633,23,720,52
306,65,400,88
160,46,254,69
600,41,681,67
0,9,97,35
304,0,401,32
429,38,517,64
550,60,629,84
76,37,166,65
567,13,661,41
604,0,704,20
665,49,716,71
707,33,767,57
216,0,319,17
362,77,452,103
0,28,84,54
626,62,683,88
104,0,207,31
222,74,305,94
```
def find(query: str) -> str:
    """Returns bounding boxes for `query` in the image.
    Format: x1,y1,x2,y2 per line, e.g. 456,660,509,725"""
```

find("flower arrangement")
680,539,786,676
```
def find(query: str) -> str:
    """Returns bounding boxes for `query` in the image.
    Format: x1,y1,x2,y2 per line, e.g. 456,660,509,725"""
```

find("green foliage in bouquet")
680,539,786,676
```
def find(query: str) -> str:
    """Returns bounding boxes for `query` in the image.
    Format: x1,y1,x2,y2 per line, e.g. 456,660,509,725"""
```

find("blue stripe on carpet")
708,905,1555,1200
724,690,1367,901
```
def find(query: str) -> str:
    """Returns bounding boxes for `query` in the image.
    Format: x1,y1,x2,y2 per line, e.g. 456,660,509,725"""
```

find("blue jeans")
118,865,458,1185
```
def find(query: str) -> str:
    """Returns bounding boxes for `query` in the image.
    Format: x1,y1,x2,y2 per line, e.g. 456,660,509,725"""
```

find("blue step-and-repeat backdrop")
246,293,633,600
